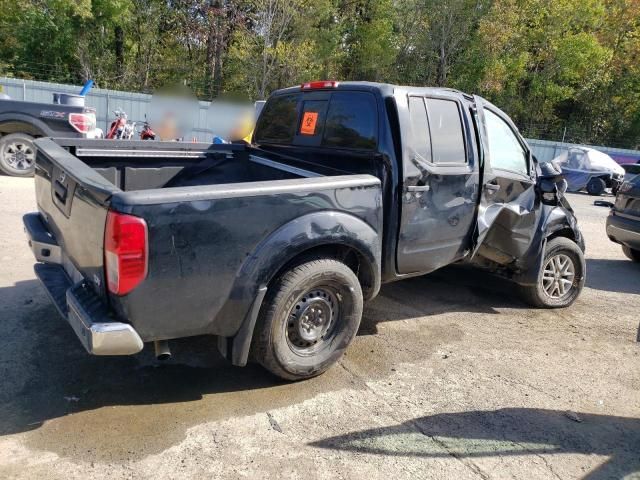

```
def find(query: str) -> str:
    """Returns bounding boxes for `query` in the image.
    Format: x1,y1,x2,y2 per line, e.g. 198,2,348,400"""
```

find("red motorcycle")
139,115,156,140
106,110,135,139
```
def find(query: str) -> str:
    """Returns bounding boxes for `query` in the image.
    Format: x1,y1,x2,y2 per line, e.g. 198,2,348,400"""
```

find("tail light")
104,211,148,295
301,80,339,90
69,112,96,134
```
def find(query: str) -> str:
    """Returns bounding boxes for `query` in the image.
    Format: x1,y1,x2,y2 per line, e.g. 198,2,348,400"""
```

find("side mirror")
538,161,567,205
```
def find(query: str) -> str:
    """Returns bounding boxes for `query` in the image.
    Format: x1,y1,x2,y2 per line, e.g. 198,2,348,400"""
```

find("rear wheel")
622,246,640,263
252,258,363,381
586,177,606,196
520,237,585,308
0,133,36,177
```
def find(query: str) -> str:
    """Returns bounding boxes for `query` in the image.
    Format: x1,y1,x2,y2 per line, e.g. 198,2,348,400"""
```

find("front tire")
0,133,37,177
586,177,606,196
520,237,585,308
252,258,363,381
622,246,640,263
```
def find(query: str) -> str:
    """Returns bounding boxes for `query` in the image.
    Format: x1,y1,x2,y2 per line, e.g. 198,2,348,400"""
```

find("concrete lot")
0,175,638,480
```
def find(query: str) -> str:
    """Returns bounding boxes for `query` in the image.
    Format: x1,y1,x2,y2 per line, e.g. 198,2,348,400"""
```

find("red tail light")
69,112,96,134
104,211,148,295
301,81,339,90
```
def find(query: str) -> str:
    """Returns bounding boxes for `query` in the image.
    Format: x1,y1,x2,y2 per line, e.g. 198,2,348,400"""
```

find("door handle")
54,180,68,204
407,185,430,192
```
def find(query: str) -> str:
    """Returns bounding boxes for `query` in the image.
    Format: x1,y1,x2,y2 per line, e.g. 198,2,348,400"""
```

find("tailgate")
33,138,120,297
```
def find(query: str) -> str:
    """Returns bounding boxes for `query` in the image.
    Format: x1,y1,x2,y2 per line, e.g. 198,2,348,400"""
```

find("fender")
512,203,584,285
0,113,53,137
219,210,382,366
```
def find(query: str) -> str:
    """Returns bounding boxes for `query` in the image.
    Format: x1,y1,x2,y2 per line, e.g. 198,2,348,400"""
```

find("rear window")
322,92,376,150
254,91,377,150
254,94,299,143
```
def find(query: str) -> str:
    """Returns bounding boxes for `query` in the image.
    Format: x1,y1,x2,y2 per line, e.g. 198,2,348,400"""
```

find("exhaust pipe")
154,340,171,361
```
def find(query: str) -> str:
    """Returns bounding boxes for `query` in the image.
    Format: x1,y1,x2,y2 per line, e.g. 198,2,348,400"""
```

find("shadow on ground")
586,258,640,295
0,267,525,444
310,408,640,480
0,263,581,462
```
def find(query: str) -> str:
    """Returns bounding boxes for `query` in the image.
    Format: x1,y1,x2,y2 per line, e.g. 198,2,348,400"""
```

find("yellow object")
230,113,255,143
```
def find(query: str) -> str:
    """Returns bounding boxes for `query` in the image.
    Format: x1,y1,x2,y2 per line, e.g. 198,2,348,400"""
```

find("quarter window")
484,109,529,175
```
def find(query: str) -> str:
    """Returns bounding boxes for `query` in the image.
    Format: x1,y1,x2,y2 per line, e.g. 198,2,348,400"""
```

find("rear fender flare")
0,113,52,137
222,211,381,366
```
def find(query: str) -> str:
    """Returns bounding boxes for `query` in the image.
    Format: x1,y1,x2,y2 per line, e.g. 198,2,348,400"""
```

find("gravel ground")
0,174,638,480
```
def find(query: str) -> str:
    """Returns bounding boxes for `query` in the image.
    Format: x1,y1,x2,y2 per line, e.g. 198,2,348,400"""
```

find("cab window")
426,98,466,164
484,109,529,175
254,94,299,144
408,96,431,161
322,92,376,150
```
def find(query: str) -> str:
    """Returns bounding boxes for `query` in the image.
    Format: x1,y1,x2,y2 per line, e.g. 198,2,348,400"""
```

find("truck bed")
32,138,382,345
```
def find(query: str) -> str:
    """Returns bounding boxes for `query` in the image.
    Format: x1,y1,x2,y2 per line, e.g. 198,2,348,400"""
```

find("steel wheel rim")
286,287,340,356
541,253,575,299
3,141,35,171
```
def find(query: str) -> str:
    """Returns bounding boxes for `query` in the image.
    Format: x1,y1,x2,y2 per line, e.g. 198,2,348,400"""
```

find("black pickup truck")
24,81,585,380
0,96,97,176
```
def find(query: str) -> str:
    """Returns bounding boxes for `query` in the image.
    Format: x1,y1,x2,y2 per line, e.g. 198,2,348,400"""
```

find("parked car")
621,163,640,183
0,96,98,176
24,82,585,380
551,147,625,196
607,173,640,262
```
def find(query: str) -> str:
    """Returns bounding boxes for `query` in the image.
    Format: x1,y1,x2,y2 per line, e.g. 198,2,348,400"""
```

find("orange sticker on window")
300,111,319,135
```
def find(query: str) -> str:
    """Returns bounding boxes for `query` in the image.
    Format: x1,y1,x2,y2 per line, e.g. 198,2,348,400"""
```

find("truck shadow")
360,266,524,335
0,270,574,461
309,408,640,480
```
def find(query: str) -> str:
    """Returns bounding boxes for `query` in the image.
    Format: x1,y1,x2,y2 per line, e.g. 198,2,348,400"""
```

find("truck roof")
272,81,474,101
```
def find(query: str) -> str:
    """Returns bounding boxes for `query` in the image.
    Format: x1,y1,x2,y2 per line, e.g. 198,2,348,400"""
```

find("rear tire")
520,237,585,308
622,246,640,263
252,258,363,381
586,177,606,196
0,133,36,177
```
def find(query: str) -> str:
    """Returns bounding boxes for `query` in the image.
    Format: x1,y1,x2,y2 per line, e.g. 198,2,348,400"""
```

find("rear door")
396,93,479,274
472,97,538,263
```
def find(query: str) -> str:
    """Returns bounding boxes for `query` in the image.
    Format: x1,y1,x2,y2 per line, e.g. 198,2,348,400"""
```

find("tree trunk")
115,25,124,80
212,12,224,98
205,10,217,99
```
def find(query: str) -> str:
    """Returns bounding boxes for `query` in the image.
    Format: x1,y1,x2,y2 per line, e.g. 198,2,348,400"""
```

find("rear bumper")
606,213,640,250
24,213,143,355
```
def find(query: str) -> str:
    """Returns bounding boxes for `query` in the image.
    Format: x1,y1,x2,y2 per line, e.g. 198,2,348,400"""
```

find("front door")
472,96,538,263
396,93,479,274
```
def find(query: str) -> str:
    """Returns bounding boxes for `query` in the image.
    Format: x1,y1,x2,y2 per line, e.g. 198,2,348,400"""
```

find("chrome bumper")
25,213,143,356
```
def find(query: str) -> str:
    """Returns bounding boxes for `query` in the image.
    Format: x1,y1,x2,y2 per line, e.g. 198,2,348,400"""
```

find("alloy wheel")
541,253,575,299
3,141,35,171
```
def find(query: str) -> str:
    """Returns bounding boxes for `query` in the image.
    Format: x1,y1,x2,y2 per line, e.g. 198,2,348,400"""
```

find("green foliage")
1,0,639,147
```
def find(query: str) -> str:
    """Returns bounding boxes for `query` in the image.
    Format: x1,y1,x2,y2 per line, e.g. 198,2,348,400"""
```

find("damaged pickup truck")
24,81,585,380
